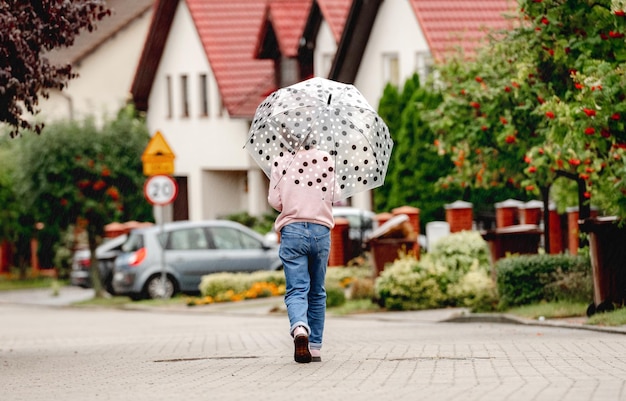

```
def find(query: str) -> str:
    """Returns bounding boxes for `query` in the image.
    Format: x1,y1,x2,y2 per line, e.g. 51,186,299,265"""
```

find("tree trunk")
87,227,105,298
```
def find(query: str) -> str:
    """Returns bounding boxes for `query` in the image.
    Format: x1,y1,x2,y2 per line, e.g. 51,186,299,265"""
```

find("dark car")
112,220,283,300
70,234,128,294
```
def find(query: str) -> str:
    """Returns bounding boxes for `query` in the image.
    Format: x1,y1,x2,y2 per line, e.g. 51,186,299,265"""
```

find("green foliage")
428,0,626,219
4,106,152,275
495,253,592,308
428,230,491,278
374,231,496,311
0,144,26,244
377,70,531,229
199,271,285,297
222,211,278,235
0,1,111,135
325,285,347,308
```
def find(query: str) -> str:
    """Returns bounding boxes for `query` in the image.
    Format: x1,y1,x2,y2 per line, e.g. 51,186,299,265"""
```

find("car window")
122,233,144,252
166,228,209,250
209,227,263,250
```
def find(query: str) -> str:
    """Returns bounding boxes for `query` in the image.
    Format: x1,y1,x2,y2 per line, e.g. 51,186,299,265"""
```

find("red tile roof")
409,0,516,61
186,0,275,117
266,0,312,57
317,0,352,42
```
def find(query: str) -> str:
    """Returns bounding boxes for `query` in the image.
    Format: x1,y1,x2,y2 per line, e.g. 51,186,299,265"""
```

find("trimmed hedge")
495,253,593,308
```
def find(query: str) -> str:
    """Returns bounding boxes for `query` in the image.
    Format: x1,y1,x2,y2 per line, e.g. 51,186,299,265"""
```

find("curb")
443,312,626,335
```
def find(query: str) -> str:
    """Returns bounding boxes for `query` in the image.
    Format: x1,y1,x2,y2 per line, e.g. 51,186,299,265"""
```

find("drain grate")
154,356,260,363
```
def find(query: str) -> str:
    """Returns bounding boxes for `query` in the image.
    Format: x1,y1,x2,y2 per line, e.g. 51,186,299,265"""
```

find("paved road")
1,288,626,401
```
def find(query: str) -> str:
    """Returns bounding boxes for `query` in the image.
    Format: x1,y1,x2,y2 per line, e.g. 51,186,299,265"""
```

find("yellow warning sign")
141,131,175,176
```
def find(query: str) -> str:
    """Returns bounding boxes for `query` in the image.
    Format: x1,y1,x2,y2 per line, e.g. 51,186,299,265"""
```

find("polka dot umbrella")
245,77,393,201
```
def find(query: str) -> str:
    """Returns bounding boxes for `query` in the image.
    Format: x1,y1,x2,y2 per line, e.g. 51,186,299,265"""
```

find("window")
209,227,262,250
416,52,433,82
165,75,172,119
180,74,189,118
199,73,208,117
383,53,400,87
167,228,208,250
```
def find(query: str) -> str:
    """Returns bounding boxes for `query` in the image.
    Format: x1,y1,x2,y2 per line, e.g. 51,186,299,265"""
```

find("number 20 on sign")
144,175,178,206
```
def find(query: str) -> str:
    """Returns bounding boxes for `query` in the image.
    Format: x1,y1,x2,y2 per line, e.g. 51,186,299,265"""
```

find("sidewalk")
0,285,624,335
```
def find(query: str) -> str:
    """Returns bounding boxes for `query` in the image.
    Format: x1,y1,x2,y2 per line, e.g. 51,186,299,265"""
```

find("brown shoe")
294,332,311,363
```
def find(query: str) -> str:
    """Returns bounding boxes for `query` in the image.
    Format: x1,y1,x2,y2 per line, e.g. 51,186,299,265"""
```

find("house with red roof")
37,0,154,123
131,0,514,222
132,0,353,221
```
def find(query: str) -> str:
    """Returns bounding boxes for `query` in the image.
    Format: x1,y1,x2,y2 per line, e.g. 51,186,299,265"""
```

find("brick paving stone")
1,301,626,401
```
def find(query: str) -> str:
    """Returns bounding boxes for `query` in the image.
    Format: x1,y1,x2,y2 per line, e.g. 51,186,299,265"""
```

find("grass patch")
587,307,626,327
0,276,67,291
505,301,587,319
328,299,382,316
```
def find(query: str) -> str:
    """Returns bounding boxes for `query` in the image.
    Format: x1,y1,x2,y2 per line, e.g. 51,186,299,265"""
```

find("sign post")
142,131,177,299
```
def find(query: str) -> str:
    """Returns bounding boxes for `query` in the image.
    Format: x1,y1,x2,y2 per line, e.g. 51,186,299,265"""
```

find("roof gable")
409,0,515,61
316,0,352,43
46,0,154,65
264,0,313,57
186,0,276,117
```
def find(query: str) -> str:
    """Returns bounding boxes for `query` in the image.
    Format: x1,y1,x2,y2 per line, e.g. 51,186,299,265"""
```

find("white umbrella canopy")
245,77,393,201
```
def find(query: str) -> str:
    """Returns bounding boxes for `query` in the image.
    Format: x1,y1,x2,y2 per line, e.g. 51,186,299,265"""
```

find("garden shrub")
374,231,496,311
495,253,592,308
326,285,347,307
197,266,371,305
199,271,285,297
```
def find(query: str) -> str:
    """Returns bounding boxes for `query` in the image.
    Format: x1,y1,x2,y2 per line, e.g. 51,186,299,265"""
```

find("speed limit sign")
144,175,178,205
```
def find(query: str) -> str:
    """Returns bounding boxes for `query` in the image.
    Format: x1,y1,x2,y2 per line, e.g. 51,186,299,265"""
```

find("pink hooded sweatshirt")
268,148,336,232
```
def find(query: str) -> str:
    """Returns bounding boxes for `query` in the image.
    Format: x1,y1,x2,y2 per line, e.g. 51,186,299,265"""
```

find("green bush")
199,271,285,297
325,285,347,308
374,231,497,311
495,253,592,308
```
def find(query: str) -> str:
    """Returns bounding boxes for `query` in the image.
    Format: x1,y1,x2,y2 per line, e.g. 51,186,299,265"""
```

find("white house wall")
146,1,260,221
355,0,430,107
314,21,337,79
39,9,153,124
350,0,431,211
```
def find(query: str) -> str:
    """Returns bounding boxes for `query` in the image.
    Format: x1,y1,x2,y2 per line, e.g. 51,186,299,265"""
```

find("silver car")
112,220,282,300
70,234,128,294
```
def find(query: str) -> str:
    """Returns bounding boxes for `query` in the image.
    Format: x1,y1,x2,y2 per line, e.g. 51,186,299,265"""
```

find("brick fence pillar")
495,199,524,228
374,212,393,228
520,200,543,225
445,201,473,233
329,217,349,267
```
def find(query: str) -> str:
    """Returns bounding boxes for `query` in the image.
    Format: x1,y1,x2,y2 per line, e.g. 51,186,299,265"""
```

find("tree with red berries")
9,107,153,296
0,1,110,136
430,0,626,249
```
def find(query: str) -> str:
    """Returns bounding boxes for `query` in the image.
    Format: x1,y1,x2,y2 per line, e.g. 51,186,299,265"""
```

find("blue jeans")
279,222,331,350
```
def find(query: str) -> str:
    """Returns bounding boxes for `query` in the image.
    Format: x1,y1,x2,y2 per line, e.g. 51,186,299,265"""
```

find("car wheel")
144,275,176,299
103,275,116,295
